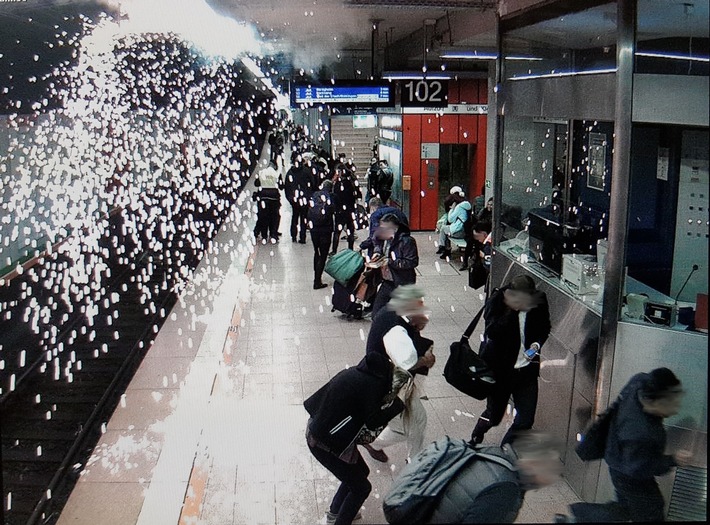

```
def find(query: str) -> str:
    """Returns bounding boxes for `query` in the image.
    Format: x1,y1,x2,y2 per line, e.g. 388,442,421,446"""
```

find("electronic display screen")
293,84,392,105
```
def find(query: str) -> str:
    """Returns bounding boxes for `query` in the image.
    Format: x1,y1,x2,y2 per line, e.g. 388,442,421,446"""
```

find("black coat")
604,373,677,479
284,164,315,206
480,286,551,377
304,353,402,456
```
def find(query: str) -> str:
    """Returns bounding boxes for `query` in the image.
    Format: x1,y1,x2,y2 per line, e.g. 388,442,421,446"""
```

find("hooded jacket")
447,201,472,237
304,353,403,457
375,220,419,286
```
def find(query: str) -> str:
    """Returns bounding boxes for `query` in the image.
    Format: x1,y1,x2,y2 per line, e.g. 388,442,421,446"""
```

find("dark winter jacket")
308,189,336,234
360,206,409,253
332,174,362,222
375,223,419,287
284,164,315,206
376,166,394,193
479,286,551,377
304,353,403,457
426,444,523,524
604,372,677,479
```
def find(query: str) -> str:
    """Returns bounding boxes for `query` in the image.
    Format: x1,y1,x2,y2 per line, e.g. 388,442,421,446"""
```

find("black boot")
439,249,451,260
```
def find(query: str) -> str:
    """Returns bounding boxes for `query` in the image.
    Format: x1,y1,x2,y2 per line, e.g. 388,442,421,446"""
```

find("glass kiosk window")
498,117,610,284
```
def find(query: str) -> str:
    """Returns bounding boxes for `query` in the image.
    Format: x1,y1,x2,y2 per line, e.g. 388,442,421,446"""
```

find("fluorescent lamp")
439,51,542,61
440,51,496,60
508,67,617,81
382,71,451,80
636,51,709,63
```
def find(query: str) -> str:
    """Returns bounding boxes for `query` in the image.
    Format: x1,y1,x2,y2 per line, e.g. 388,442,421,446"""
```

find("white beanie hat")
449,186,465,197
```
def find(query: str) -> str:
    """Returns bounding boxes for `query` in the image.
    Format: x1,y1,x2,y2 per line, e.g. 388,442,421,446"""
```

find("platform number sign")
400,79,448,108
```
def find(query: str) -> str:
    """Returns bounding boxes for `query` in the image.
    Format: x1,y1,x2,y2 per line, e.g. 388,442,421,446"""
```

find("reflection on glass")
498,117,611,305
503,3,617,80
636,0,710,76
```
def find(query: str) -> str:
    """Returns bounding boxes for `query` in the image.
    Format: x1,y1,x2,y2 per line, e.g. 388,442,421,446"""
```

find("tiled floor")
58,149,581,525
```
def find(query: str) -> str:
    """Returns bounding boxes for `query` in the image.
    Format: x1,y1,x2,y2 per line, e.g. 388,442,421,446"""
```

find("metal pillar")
593,0,636,415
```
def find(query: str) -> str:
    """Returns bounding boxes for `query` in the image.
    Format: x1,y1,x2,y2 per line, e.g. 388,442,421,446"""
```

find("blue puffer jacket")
447,201,472,236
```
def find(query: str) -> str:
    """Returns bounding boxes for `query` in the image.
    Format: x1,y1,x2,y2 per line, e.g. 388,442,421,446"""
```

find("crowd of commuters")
261,124,690,525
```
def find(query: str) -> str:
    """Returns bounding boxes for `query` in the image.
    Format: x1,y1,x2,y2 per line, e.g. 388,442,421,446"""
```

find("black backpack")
308,192,334,228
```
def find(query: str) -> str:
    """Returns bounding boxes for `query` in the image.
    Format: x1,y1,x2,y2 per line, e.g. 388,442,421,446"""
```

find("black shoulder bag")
443,306,496,400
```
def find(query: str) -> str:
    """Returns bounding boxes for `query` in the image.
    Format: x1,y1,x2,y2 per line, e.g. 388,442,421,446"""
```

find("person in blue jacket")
557,367,692,523
437,196,472,260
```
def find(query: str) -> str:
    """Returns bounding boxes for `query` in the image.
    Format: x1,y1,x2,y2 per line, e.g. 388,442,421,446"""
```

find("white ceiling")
208,0,497,71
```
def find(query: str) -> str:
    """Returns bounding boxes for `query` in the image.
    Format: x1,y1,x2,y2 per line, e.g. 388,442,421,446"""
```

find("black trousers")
289,202,308,242
371,280,396,320
332,214,355,253
308,445,371,525
311,229,332,285
471,363,538,445
569,469,665,522
377,189,392,204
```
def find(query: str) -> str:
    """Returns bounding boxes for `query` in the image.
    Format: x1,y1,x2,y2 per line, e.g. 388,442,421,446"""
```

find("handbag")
443,306,496,400
575,397,621,461
468,255,488,290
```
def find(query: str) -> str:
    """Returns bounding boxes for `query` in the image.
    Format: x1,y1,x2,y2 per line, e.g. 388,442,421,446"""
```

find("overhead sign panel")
292,83,393,106
400,79,449,108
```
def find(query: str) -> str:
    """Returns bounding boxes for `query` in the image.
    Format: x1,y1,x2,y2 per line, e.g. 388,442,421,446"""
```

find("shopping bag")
324,249,365,286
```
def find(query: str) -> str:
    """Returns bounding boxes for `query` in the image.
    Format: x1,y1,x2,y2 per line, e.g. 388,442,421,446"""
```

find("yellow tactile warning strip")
178,244,258,524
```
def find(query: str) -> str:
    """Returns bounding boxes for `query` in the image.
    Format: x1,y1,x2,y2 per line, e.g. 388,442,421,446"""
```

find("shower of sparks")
0,3,285,407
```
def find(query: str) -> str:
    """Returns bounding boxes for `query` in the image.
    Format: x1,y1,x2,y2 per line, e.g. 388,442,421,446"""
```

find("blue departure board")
293,85,392,105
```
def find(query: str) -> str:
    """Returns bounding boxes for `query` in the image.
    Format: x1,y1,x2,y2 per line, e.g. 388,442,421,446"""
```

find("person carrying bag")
443,305,496,400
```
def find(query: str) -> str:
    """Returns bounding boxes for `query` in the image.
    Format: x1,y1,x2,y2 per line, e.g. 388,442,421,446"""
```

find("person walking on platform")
308,180,336,289
361,285,435,464
284,153,315,243
373,159,394,204
369,213,419,319
304,352,404,525
557,368,692,523
470,275,551,446
253,160,284,242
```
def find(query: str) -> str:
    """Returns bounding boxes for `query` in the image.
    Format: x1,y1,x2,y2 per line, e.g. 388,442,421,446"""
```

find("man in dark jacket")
305,352,404,525
370,213,419,319
331,166,362,254
420,432,562,524
284,154,315,244
559,368,691,523
308,180,336,289
470,275,551,446
374,160,394,204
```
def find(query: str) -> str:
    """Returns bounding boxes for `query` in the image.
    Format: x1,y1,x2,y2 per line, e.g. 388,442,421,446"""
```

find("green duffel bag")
324,249,365,286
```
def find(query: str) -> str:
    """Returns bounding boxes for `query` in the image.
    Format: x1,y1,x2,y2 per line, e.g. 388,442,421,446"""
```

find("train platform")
56,148,581,525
